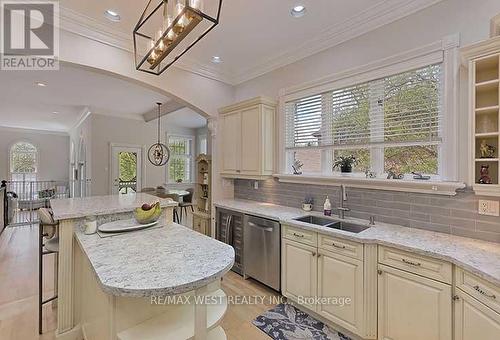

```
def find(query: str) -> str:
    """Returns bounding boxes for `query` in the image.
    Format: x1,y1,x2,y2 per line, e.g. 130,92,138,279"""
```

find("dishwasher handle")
247,221,273,232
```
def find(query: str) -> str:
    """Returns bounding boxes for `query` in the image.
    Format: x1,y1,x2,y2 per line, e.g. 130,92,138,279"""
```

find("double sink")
292,215,370,234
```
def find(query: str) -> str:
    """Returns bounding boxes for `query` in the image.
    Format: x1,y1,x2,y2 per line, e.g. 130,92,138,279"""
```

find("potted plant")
333,155,357,173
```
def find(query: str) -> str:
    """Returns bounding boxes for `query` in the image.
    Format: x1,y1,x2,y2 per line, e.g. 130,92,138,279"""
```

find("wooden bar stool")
38,208,59,334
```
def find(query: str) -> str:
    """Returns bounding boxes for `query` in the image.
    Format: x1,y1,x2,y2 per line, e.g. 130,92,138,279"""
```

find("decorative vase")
302,203,312,211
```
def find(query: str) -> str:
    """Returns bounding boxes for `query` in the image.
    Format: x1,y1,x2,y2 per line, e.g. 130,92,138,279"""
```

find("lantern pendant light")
133,0,223,75
148,103,170,166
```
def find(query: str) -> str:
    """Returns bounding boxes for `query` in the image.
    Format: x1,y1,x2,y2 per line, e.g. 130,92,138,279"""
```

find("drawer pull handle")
312,252,316,257
401,258,421,267
332,242,346,249
474,285,496,300
293,233,304,238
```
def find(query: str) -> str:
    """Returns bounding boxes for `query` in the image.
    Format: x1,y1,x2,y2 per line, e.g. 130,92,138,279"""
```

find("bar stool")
155,193,180,223
38,208,59,334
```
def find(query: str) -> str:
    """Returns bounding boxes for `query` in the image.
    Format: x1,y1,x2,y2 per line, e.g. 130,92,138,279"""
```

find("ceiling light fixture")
35,81,47,87
291,5,306,18
147,103,170,166
211,56,222,63
133,0,223,75
52,111,59,114
104,9,121,22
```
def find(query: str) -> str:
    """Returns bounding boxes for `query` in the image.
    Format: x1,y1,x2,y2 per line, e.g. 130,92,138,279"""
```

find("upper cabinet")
462,36,500,197
219,97,276,179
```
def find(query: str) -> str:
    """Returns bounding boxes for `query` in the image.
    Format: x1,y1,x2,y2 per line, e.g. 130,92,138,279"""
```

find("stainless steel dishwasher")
243,215,281,291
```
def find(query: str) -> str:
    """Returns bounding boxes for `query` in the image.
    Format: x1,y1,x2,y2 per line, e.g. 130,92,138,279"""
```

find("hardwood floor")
0,225,57,340
0,224,278,340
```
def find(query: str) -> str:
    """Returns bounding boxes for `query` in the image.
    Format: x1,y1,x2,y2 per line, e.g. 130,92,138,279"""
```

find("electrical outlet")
478,200,500,216
254,181,259,189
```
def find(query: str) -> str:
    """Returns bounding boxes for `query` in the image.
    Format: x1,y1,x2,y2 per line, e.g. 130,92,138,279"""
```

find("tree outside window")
10,142,37,182
167,136,193,183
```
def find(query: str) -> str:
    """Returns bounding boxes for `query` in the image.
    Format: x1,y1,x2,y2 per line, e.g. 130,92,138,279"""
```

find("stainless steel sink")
293,215,337,227
293,215,369,234
327,221,369,234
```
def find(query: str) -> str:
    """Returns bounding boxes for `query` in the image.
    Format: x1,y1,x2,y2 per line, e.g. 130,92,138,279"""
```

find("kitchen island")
51,194,234,340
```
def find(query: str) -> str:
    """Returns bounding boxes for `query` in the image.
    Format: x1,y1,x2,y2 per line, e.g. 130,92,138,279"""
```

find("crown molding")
59,0,444,86
59,6,132,51
230,0,445,84
0,124,69,136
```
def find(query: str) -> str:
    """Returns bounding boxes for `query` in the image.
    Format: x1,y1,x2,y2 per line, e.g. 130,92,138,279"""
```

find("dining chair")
38,208,59,334
154,193,180,223
179,188,195,223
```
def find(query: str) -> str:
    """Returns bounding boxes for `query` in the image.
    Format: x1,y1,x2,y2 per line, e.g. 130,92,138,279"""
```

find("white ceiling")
163,107,207,129
60,0,443,84
0,64,204,132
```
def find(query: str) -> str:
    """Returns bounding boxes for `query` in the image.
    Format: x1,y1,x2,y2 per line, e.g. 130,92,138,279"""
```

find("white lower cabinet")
282,238,317,311
377,263,452,340
454,290,500,340
317,250,364,335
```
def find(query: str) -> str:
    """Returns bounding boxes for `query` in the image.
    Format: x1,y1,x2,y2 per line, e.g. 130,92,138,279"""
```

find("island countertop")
50,193,178,220
74,222,235,297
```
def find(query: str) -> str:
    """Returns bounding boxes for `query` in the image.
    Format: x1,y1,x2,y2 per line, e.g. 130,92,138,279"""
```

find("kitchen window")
167,135,193,183
285,63,443,179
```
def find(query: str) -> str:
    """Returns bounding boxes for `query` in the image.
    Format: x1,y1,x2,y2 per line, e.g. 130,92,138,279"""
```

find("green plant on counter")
333,155,357,173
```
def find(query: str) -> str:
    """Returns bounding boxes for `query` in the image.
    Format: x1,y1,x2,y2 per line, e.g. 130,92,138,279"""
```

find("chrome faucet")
337,184,350,219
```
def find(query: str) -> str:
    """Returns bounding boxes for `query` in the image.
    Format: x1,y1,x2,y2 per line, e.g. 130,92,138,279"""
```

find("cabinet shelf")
475,158,499,162
475,79,500,91
475,132,500,137
475,105,499,114
117,289,227,340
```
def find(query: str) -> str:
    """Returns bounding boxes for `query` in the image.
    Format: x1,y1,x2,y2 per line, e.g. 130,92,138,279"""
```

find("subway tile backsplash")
234,179,500,243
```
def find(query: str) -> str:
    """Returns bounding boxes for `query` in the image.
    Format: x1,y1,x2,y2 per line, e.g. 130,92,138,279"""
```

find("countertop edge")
52,201,178,220
214,200,500,287
74,224,235,298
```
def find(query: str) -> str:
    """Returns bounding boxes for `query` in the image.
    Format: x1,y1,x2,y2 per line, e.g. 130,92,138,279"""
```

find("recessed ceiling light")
52,111,59,114
104,9,121,22
35,81,47,87
211,56,222,64
291,5,306,18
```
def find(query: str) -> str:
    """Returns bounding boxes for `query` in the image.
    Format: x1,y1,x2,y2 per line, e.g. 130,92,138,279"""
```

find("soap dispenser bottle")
324,196,332,216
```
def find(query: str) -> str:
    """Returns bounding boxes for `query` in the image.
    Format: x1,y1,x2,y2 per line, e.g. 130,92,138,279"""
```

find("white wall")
0,126,70,181
90,114,207,196
234,0,500,100
231,0,500,185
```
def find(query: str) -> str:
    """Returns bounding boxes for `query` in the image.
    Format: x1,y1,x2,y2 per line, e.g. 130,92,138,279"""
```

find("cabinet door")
317,250,363,335
221,112,241,173
240,106,261,175
282,239,317,311
455,290,500,340
378,264,452,340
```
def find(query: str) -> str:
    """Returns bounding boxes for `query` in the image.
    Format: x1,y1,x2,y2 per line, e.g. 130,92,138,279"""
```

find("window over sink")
285,64,443,179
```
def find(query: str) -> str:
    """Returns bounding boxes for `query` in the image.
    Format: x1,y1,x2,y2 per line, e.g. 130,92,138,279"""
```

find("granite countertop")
215,199,500,286
75,222,235,297
51,193,178,220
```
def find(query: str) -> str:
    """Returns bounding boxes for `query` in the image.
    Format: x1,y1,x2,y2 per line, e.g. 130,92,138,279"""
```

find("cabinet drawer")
378,246,452,284
456,268,500,313
318,234,363,261
283,225,317,246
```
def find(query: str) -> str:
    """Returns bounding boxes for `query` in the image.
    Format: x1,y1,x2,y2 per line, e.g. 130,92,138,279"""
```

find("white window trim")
166,133,195,184
276,34,464,194
8,140,39,181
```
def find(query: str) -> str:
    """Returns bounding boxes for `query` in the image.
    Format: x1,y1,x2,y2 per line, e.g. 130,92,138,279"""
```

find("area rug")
253,303,351,340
